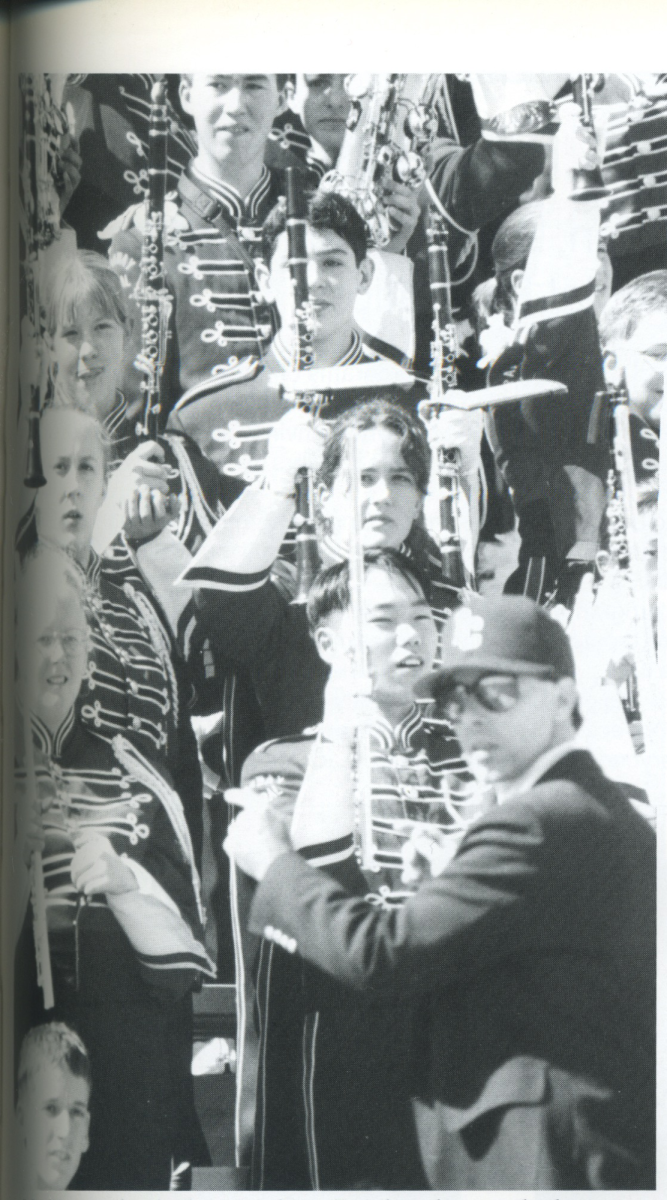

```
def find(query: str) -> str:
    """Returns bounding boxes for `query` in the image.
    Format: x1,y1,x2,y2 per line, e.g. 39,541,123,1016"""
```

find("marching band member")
42,250,228,560
103,75,291,422
572,271,666,694
231,550,475,1189
15,552,215,1189
178,398,475,746
104,75,419,423
599,268,666,436
226,595,656,1191
17,408,205,856
16,1024,92,1194
483,194,609,606
167,190,403,479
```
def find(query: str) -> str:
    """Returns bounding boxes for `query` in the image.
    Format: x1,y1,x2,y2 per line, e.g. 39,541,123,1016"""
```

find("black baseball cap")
416,595,576,700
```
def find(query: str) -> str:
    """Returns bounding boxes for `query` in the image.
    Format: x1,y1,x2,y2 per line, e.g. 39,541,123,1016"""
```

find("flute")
346,428,377,872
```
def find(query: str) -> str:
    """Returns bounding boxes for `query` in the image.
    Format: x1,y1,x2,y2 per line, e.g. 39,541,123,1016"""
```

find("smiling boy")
105,74,293,422
106,75,418,424
229,550,471,1189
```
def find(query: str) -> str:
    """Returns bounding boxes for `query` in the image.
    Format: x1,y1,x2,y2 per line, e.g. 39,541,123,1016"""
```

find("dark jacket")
249,749,655,1189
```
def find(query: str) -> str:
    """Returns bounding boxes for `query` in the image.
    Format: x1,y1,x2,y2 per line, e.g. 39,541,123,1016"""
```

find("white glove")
552,101,600,197
429,405,484,478
263,408,326,497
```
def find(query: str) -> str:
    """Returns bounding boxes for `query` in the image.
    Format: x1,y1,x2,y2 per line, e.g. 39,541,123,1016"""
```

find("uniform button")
132,717,142,730
130,681,139,694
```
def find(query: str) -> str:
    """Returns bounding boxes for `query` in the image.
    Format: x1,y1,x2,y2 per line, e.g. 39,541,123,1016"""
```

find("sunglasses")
436,672,554,723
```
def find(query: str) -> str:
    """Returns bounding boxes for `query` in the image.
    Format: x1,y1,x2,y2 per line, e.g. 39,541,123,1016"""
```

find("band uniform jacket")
167,328,410,487
104,162,302,425
236,710,472,1189
15,712,214,1190
248,748,656,1190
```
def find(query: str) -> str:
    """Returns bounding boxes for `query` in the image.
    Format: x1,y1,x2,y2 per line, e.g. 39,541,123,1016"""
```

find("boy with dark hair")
17,1023,91,1193
167,189,391,481
229,549,475,1188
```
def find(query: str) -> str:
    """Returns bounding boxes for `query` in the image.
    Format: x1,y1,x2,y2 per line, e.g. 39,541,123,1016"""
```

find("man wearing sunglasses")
225,593,655,1190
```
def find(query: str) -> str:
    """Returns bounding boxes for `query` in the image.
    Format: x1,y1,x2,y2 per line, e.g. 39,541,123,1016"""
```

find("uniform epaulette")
173,357,264,411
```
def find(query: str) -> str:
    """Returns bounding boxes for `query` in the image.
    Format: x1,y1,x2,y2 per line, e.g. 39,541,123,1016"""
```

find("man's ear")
179,78,193,118
276,80,292,116
602,346,624,390
357,255,375,296
255,259,274,305
313,624,336,664
556,676,579,726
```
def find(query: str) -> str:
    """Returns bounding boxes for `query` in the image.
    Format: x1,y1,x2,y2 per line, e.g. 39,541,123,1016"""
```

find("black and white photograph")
6,36,664,1197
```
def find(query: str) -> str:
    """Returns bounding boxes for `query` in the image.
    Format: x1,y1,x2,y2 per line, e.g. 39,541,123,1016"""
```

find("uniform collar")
369,703,425,753
190,162,272,223
104,391,128,437
84,547,102,589
319,533,412,567
271,328,364,371
495,740,579,804
30,707,77,760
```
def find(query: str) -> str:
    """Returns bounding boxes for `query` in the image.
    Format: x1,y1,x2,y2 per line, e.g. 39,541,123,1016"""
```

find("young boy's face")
263,226,372,346
19,1062,90,1191
180,74,280,175
319,565,437,710
50,298,126,416
605,311,667,429
21,583,89,733
34,409,107,565
297,74,350,160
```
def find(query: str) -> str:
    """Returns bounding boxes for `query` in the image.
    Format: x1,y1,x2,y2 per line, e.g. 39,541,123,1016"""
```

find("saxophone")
320,74,438,246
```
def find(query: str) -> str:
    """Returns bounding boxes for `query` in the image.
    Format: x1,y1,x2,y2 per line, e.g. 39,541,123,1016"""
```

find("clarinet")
284,166,322,604
570,75,608,202
134,79,172,439
602,390,660,784
418,211,470,591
